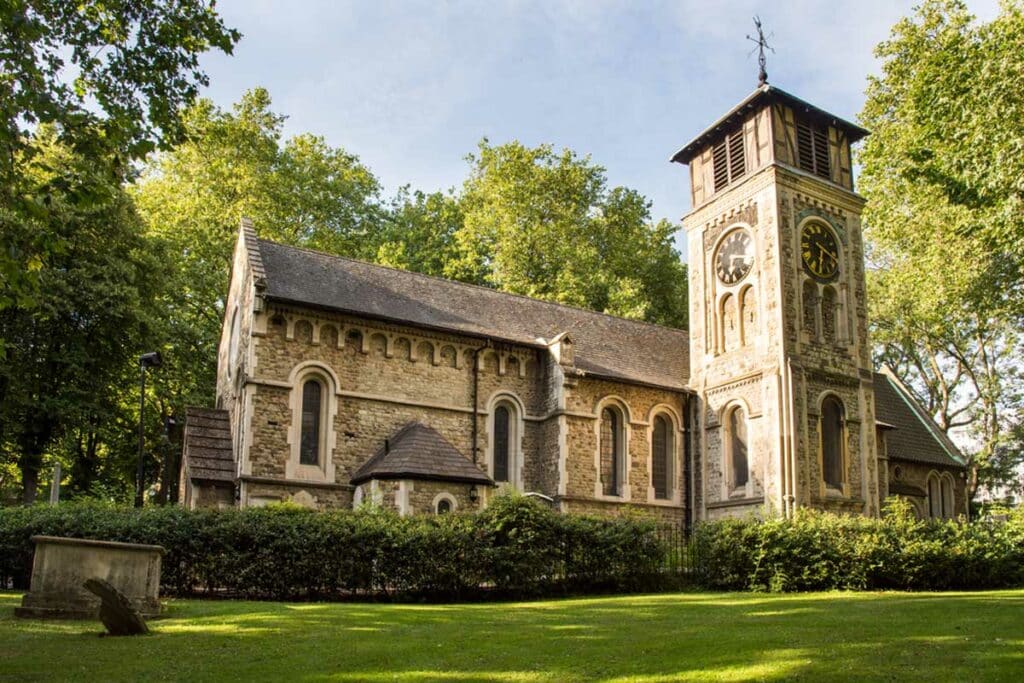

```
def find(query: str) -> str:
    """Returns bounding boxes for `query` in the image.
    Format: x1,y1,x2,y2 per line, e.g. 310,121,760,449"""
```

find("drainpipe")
682,393,693,535
470,340,492,464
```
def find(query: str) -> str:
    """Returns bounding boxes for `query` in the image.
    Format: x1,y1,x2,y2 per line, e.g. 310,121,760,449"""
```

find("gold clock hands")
817,244,838,266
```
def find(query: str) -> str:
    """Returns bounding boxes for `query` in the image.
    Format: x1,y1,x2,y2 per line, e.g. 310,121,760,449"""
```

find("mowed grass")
1,590,1023,682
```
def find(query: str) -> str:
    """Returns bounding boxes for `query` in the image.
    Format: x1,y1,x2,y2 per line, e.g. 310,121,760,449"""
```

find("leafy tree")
451,140,687,327
0,130,164,503
376,188,464,277
860,0,1024,500
0,0,239,325
132,89,385,416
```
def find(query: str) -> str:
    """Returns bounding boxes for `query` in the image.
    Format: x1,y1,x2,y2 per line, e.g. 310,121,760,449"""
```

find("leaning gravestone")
15,536,164,620
83,578,149,635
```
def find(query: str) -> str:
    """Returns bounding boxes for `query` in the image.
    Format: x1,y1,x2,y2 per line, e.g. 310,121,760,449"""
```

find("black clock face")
715,229,754,285
801,223,840,282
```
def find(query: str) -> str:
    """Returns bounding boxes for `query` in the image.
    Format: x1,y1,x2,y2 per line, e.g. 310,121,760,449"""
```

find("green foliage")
0,495,666,600
376,187,464,277
0,131,165,503
131,88,385,421
692,505,1024,592
0,0,239,322
451,140,687,328
859,0,1024,500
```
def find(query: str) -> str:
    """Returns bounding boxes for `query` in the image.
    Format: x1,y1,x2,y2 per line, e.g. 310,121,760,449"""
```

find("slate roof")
255,238,690,390
182,408,235,483
873,371,965,469
351,422,494,486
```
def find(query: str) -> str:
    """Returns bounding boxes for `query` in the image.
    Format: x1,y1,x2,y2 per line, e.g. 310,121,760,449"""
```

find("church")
180,83,967,523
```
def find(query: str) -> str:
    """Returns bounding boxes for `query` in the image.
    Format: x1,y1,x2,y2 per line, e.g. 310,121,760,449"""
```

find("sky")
197,0,1000,261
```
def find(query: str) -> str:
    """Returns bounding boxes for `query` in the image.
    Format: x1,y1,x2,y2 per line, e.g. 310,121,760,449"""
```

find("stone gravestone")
84,578,149,635
16,536,165,620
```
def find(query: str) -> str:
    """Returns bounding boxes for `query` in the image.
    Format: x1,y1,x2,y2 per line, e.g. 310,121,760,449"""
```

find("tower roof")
670,84,869,165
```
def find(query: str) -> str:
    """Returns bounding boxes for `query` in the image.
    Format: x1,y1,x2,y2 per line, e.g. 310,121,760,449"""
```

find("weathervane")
746,16,774,86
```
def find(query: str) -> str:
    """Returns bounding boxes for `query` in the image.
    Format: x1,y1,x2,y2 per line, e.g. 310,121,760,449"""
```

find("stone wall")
228,298,689,518
561,377,688,517
886,458,968,519
684,156,880,520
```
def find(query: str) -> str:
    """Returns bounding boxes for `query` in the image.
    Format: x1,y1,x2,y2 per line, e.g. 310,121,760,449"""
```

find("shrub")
691,502,1024,592
0,494,672,600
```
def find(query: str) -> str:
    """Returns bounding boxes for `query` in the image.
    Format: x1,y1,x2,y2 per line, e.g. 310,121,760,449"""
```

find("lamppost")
136,351,163,508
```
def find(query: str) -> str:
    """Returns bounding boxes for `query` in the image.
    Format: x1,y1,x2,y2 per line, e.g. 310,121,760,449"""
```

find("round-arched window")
726,406,748,490
821,397,845,489
299,379,323,466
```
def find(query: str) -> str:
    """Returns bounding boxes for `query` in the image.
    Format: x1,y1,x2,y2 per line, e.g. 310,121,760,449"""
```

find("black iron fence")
654,523,706,585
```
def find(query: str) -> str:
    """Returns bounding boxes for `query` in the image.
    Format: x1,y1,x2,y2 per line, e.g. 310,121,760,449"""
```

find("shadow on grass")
2,590,1023,681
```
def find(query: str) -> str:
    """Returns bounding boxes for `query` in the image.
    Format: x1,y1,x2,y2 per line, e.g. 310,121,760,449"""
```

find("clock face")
715,229,754,285
801,223,840,282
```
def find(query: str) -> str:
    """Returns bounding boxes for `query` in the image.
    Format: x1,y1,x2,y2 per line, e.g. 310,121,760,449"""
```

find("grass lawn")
1,590,1023,681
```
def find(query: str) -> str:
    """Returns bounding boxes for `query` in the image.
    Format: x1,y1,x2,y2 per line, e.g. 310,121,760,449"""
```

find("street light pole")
136,351,162,508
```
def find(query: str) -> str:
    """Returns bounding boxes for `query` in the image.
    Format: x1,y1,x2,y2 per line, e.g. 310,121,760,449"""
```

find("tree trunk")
21,466,38,505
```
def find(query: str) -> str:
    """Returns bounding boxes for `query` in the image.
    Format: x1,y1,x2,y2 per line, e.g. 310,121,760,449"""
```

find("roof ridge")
256,237,689,337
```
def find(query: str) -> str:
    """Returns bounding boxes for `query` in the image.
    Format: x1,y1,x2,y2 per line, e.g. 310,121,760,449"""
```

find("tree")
859,0,1024,501
0,130,164,503
132,89,385,420
0,0,239,335
375,188,464,278
450,140,687,328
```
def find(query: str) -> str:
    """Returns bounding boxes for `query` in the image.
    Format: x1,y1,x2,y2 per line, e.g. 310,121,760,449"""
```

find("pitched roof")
671,84,869,165
873,371,965,469
351,422,494,486
182,408,235,483
255,238,690,391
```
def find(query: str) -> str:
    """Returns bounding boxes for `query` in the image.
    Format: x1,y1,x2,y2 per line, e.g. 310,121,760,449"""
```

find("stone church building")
181,85,967,523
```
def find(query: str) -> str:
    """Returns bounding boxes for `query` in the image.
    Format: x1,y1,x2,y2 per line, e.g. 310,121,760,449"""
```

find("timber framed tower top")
671,85,869,210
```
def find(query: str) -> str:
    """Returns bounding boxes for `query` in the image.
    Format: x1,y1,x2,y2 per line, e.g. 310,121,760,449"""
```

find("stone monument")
15,535,164,619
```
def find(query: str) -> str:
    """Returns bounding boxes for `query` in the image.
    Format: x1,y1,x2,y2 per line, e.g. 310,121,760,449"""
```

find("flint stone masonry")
16,536,164,619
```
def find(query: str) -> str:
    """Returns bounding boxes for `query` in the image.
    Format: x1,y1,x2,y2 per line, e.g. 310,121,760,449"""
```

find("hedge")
0,494,667,600
6,496,1022,600
691,499,1024,592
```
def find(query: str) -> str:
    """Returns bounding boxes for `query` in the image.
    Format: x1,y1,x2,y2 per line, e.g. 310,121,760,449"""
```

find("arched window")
821,397,845,489
287,364,338,482
740,287,757,347
725,406,748,490
722,293,738,352
821,286,837,343
651,415,672,500
493,405,510,483
802,280,818,334
941,476,955,518
433,493,456,514
928,474,942,518
299,379,323,466
600,407,622,496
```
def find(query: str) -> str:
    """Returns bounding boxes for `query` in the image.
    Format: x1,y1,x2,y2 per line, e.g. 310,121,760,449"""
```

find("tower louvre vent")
712,129,746,194
796,119,831,180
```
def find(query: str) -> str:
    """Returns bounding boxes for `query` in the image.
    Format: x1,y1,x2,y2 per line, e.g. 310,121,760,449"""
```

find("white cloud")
198,0,1003,260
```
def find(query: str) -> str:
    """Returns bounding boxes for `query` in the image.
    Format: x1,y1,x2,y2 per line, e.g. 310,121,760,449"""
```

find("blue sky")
197,0,999,261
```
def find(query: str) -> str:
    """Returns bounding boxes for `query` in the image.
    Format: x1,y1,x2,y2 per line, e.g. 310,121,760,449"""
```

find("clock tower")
672,85,881,518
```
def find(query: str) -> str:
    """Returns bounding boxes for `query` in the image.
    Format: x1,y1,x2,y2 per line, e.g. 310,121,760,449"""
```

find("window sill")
707,496,764,510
